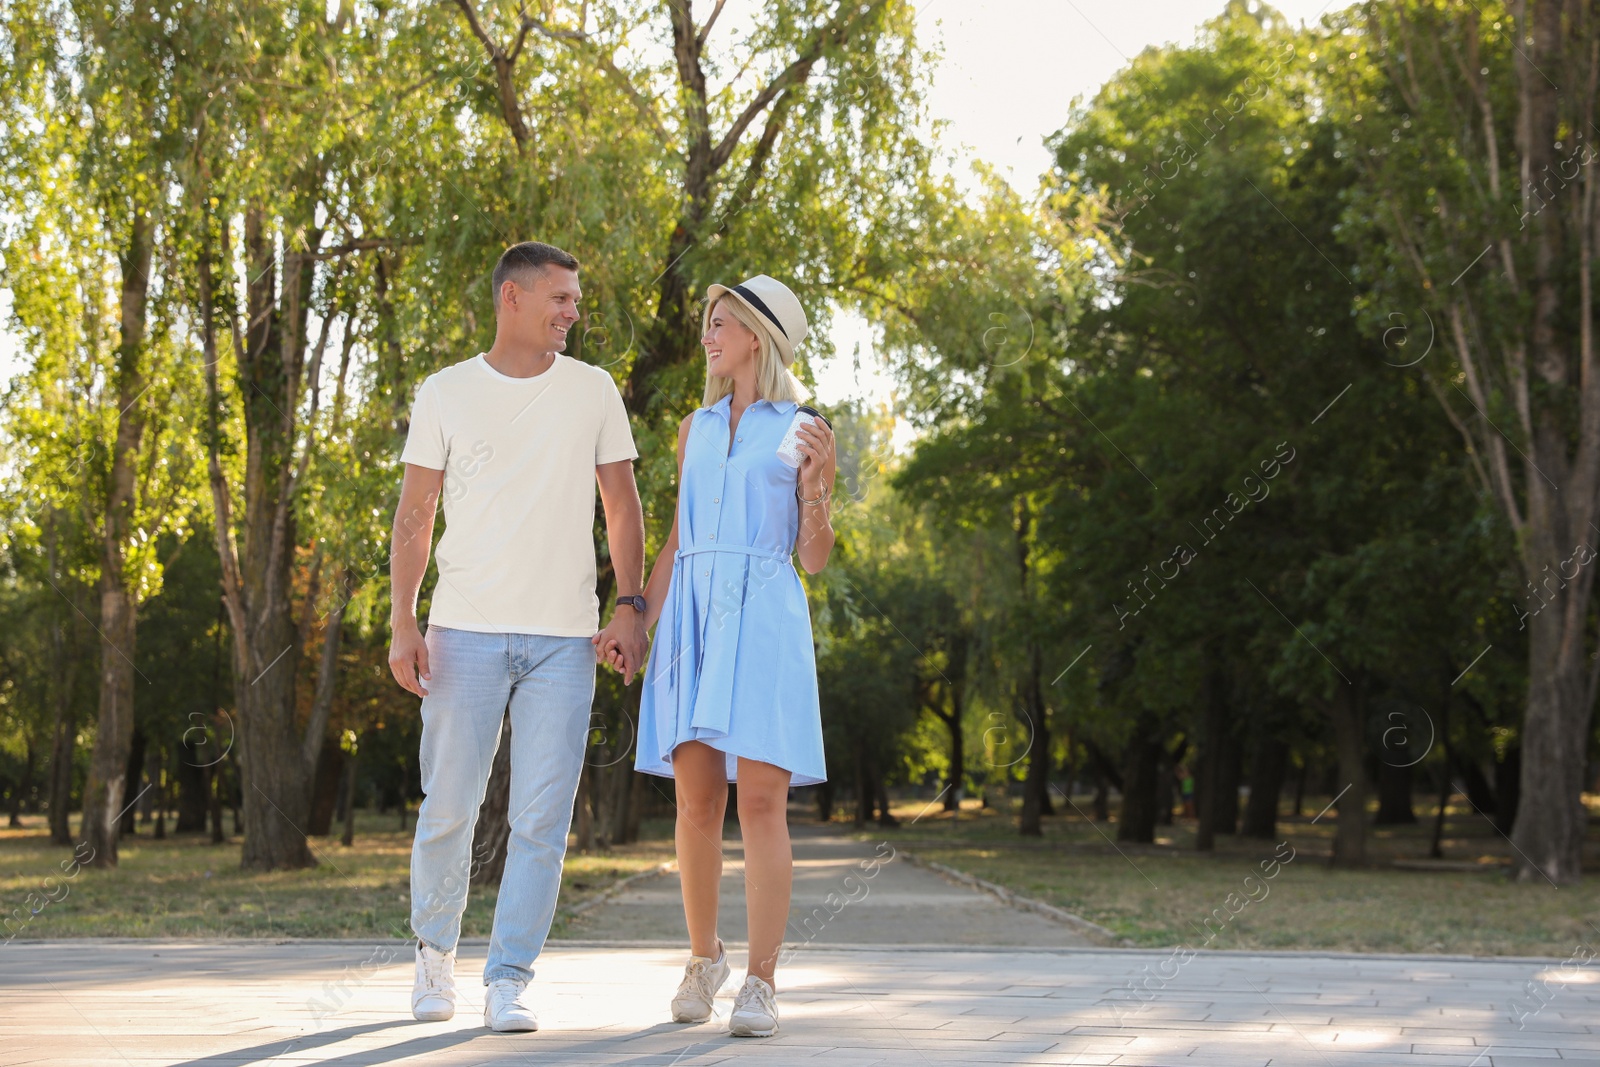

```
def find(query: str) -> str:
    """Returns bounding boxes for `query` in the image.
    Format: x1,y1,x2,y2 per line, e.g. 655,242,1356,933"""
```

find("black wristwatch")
616,595,646,613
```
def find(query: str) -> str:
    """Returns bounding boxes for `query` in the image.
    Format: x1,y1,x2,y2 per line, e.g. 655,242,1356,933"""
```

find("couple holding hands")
387,241,834,1036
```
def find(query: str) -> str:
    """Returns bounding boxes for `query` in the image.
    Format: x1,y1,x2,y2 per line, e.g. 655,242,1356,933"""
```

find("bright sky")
810,0,1341,412
0,1,1343,412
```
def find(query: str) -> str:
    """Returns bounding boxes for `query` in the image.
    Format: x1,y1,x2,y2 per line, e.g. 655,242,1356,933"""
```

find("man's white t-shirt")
400,353,638,636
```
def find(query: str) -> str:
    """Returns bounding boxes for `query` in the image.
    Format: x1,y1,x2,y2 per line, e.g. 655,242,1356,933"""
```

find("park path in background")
561,821,1093,949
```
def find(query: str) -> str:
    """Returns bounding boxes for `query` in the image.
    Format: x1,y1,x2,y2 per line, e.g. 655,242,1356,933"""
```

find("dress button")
719,462,724,469
713,498,719,503
708,534,715,540
737,436,743,442
703,571,709,577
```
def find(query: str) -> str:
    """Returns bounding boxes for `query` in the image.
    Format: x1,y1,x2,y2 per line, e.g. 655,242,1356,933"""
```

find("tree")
1,0,205,864
1336,0,1600,883
185,1,420,869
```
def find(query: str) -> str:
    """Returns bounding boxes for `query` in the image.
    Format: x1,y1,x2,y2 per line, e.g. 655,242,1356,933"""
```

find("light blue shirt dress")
635,393,827,786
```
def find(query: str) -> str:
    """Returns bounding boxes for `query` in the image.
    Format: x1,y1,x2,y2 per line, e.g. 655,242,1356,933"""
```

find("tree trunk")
174,732,208,832
205,596,226,846
46,651,79,846
607,760,631,846
6,744,32,828
1327,682,1367,867
815,780,835,823
79,540,140,862
1155,739,1175,828
235,644,313,868
470,713,513,888
118,727,146,838
205,758,224,844
1196,668,1225,852
333,754,350,825
1459,757,1498,816
198,200,333,872
1430,750,1452,860
1118,715,1163,844
574,762,596,852
854,745,871,827
45,511,82,846
1242,734,1288,840
79,205,156,868
229,753,242,834
340,737,361,848
1084,735,1123,818
1494,744,1520,836
942,706,964,812
305,568,352,841
308,744,344,837
875,771,897,827
1018,658,1050,836
147,742,165,838
1215,730,1241,834
1374,760,1416,826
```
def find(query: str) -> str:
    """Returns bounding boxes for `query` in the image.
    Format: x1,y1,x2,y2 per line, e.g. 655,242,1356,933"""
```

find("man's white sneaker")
728,975,779,1037
484,977,539,1032
671,941,730,1023
411,942,457,1022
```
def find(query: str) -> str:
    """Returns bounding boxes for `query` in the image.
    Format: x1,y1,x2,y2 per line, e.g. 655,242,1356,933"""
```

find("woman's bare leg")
736,757,793,988
673,741,729,959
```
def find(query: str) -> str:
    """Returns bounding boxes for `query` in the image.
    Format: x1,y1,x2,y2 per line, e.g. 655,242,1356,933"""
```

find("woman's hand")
795,417,835,498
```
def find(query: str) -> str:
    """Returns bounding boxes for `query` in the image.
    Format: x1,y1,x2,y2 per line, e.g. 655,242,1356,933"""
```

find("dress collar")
707,394,797,416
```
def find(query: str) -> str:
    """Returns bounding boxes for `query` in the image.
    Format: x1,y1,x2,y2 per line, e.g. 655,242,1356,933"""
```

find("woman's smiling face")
702,299,761,378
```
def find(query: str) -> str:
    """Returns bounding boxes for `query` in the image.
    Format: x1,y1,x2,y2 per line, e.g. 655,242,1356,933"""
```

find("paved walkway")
6,940,1591,1065
565,825,1091,948
4,832,1592,1065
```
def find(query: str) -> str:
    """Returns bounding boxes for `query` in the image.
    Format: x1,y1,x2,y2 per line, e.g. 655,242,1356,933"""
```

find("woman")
601,274,834,1037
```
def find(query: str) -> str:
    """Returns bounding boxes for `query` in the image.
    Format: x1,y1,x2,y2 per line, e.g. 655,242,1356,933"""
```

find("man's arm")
387,463,443,697
595,459,646,684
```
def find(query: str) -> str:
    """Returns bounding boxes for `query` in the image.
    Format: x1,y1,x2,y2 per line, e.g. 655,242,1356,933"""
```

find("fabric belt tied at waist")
675,543,791,563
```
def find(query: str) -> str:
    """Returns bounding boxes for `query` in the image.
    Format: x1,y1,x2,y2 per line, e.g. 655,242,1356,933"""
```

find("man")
388,241,648,1032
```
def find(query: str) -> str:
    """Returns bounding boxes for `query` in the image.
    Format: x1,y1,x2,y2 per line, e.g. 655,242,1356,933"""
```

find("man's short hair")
492,241,580,309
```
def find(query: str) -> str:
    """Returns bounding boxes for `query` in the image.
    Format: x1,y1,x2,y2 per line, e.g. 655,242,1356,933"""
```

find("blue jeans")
409,626,594,986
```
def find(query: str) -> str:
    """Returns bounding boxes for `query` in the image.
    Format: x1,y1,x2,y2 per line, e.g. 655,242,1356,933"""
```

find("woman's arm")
794,417,836,574
600,415,692,671
641,413,694,630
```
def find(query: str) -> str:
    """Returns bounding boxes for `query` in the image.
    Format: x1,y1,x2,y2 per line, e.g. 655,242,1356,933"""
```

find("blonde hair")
701,295,811,409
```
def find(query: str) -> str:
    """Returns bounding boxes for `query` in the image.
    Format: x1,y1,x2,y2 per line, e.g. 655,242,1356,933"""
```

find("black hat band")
731,284,789,340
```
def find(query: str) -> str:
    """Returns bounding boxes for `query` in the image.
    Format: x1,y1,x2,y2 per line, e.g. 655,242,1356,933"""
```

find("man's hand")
389,619,431,697
594,609,647,685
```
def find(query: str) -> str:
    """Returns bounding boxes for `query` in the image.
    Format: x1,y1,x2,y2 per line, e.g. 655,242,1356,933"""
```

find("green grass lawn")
847,792,1600,957
11,792,1600,957
0,811,675,941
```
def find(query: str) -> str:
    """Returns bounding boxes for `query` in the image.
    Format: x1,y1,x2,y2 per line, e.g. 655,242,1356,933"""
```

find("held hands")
593,607,647,685
795,417,835,499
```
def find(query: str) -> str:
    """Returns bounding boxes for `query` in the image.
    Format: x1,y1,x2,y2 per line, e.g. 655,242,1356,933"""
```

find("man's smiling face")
504,265,581,353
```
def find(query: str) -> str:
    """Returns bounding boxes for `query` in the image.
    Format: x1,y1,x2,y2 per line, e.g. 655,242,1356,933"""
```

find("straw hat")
706,274,808,366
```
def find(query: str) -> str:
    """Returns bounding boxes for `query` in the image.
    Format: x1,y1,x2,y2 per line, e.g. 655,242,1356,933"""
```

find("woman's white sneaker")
484,977,539,1032
411,942,457,1021
671,941,730,1023
729,975,779,1037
